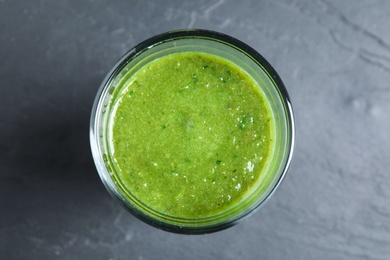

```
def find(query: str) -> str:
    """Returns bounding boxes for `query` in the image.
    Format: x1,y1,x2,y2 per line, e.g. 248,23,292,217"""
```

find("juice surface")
108,52,274,218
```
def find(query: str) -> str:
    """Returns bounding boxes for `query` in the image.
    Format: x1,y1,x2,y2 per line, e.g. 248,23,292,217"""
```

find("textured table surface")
1,0,390,259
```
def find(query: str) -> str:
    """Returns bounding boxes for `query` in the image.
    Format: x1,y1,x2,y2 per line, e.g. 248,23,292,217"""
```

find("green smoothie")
106,52,274,218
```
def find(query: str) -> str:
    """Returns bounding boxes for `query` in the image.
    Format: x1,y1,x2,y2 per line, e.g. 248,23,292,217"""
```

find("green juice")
106,52,274,218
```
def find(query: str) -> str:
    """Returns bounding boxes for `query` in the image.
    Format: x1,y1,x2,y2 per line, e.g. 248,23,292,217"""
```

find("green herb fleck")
192,74,198,84
239,114,253,130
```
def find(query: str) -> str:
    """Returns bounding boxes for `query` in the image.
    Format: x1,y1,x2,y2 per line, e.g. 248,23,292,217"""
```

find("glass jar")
90,29,294,234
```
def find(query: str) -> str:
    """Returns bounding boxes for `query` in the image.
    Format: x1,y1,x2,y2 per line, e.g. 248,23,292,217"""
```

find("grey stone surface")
1,0,390,259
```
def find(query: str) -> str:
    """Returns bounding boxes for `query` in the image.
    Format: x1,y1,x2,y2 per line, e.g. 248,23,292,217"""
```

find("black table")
1,1,389,259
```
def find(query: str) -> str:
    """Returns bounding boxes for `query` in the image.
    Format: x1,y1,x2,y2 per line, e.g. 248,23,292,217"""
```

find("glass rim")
90,29,295,234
